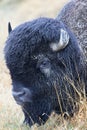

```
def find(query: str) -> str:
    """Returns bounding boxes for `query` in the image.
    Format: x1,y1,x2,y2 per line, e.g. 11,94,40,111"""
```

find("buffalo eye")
40,59,50,68
37,58,51,77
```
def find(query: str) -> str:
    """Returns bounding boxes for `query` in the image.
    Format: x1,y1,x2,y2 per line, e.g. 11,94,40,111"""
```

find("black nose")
12,88,32,105
12,90,25,98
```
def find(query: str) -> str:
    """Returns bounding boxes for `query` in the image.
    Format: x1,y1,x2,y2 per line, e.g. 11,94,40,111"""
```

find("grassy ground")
0,0,87,130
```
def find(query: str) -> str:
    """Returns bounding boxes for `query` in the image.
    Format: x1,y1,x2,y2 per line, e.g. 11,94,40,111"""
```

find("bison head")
4,17,86,126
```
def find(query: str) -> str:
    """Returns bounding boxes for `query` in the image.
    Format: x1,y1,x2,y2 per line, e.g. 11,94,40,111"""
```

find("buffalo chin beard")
22,99,53,126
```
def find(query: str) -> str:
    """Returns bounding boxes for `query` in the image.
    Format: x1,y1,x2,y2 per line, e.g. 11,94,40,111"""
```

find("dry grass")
0,0,87,130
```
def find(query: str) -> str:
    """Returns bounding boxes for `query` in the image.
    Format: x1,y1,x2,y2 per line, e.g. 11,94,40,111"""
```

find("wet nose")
12,88,32,105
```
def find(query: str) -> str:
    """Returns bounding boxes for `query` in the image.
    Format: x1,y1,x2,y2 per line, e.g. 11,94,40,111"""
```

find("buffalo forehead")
7,17,61,54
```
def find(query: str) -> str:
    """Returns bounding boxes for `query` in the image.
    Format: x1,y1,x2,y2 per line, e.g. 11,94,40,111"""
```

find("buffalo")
4,17,86,126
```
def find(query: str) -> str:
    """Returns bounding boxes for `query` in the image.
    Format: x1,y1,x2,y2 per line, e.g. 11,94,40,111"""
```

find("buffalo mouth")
22,98,53,126
14,96,32,106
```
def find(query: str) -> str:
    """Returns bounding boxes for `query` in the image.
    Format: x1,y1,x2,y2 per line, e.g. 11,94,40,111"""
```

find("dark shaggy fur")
57,0,87,57
4,17,86,126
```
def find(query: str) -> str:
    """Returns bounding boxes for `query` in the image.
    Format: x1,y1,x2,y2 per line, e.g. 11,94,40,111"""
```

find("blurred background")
1,0,81,129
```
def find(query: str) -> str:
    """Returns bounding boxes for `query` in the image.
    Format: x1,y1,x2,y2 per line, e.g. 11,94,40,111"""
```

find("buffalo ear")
8,22,12,34
50,29,69,51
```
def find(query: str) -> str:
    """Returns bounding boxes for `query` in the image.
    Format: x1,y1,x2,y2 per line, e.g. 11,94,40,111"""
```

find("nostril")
19,91,26,97
12,91,26,98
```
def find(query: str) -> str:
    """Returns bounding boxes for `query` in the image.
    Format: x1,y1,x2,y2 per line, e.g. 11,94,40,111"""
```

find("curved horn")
50,29,69,51
8,22,12,34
